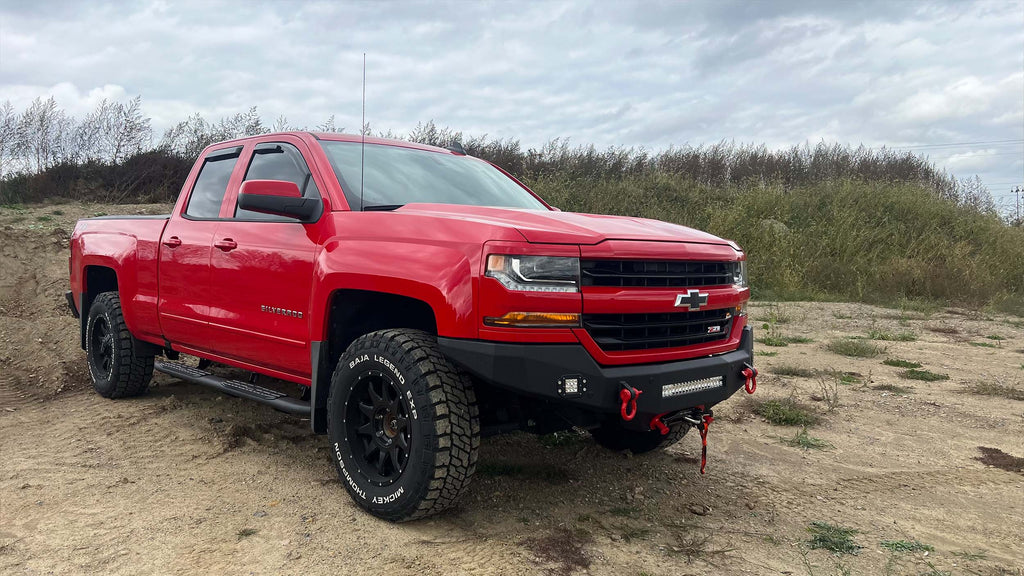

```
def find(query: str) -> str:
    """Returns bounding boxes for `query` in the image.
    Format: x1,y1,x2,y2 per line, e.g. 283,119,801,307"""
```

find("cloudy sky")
2,0,1022,207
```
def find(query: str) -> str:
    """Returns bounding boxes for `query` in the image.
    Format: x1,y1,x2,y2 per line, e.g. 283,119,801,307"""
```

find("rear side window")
236,142,320,220
184,148,241,219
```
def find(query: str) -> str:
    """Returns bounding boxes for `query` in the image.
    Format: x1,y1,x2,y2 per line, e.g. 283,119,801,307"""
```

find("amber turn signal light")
483,312,581,328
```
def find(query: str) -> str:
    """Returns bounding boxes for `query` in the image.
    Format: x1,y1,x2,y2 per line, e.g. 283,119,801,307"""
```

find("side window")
236,142,321,220
184,148,241,219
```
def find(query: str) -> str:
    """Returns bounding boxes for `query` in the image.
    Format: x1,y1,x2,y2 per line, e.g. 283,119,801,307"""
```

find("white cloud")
0,0,1021,192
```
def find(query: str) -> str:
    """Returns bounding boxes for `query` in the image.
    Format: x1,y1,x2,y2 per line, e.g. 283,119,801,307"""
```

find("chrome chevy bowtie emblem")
674,289,709,311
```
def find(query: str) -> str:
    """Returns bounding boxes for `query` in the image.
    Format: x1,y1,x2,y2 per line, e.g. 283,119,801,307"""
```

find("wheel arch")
310,288,440,434
79,265,119,350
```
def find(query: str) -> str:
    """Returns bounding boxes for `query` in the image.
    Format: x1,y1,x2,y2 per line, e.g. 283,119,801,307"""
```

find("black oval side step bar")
154,360,311,416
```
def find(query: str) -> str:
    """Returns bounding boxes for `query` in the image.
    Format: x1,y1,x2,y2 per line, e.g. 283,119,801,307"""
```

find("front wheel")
327,329,480,522
86,292,154,398
591,420,690,454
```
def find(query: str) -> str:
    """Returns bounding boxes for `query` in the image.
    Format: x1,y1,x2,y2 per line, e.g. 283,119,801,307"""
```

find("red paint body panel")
69,132,750,389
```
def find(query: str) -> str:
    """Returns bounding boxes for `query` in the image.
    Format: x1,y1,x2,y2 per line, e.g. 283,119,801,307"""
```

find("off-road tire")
591,420,689,454
86,291,154,398
327,329,480,522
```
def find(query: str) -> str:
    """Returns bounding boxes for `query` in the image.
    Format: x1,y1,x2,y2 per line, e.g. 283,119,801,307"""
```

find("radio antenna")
359,52,366,211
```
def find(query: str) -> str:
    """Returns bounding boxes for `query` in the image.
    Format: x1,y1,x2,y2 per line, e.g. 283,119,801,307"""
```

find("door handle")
214,238,238,251
162,236,182,248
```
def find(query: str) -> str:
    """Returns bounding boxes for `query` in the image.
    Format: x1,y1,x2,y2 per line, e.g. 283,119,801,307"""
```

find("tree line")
0,95,999,216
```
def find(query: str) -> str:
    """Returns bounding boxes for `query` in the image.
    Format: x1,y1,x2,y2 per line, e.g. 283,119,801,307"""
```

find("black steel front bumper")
438,326,754,418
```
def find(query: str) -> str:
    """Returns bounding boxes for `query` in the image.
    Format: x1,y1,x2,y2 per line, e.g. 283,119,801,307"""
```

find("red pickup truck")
67,132,754,521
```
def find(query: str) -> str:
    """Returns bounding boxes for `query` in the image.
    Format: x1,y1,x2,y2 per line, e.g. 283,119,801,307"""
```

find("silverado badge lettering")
261,304,303,318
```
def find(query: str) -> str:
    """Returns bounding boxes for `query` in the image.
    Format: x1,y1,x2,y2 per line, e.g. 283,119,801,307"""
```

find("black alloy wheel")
348,370,411,485
89,315,115,379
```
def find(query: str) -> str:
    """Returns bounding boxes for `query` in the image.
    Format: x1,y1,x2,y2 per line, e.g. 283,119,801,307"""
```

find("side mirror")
237,180,321,221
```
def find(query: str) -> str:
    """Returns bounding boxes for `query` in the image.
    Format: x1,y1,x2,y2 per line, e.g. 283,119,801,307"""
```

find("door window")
236,142,321,220
184,148,241,219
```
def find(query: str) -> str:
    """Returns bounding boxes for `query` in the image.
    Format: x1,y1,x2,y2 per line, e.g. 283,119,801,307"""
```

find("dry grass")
963,382,1024,401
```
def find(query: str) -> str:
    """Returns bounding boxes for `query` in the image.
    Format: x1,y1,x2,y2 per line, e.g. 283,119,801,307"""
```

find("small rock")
253,511,267,518
688,504,710,516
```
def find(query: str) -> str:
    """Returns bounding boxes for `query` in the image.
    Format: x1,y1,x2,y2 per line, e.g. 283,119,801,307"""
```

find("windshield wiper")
362,204,404,212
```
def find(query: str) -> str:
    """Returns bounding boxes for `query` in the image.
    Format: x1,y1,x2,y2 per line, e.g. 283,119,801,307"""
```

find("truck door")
206,140,322,379
158,146,242,351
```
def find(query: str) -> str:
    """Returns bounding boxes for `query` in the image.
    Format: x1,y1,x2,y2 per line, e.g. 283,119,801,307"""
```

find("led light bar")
662,376,724,398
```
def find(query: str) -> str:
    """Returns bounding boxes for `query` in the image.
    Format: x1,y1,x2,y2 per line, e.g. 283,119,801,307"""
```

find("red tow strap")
742,363,758,394
619,384,642,421
698,414,714,474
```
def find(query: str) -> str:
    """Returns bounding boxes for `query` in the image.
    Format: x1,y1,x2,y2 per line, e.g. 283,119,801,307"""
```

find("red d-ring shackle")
742,363,758,394
619,383,642,421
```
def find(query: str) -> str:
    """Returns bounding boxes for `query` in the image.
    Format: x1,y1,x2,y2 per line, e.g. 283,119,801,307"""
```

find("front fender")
309,238,478,342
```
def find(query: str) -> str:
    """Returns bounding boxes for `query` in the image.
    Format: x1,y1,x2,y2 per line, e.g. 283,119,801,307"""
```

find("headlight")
486,255,579,293
733,260,748,288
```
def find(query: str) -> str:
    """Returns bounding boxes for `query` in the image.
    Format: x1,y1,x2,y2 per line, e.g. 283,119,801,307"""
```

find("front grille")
581,260,737,288
582,308,733,352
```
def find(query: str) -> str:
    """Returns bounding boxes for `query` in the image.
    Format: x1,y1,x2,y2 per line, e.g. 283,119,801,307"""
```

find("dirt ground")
1,202,1023,576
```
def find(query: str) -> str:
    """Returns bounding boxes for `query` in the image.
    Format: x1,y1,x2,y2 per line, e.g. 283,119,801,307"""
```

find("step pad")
154,360,310,416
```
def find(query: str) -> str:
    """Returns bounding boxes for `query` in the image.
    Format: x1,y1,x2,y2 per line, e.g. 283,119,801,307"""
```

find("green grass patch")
757,350,779,357
771,365,817,378
49,209,64,215
963,382,1024,401
868,329,918,342
880,539,934,553
780,428,831,450
236,528,258,540
785,335,814,344
969,341,998,348
985,334,1005,340
35,215,52,222
751,398,819,426
871,383,913,394
757,335,788,347
897,369,949,382
826,339,883,358
807,521,861,555
883,358,922,369
838,372,862,385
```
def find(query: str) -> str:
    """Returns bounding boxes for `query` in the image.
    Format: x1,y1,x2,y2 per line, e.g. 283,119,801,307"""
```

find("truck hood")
395,204,732,246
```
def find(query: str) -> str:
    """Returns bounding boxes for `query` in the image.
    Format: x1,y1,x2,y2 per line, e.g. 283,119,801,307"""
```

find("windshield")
321,141,548,211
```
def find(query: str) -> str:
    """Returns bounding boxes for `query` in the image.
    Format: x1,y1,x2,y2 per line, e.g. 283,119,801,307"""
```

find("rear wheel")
327,329,479,522
86,292,154,398
591,420,689,454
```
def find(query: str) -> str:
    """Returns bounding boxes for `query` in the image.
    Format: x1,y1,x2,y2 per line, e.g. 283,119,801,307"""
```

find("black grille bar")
581,260,737,288
582,308,733,352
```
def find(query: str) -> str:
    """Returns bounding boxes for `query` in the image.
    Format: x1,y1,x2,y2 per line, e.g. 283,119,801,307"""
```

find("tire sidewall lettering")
330,348,431,512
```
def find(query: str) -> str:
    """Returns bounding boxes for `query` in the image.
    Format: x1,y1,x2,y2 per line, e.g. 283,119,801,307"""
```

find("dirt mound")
0,225,87,402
